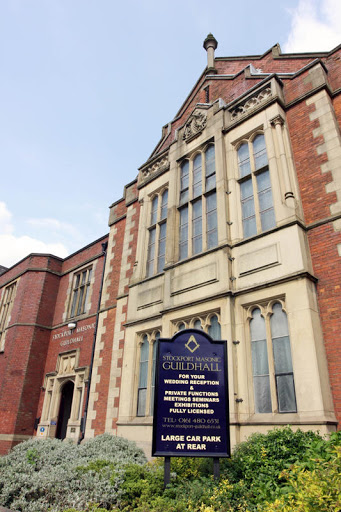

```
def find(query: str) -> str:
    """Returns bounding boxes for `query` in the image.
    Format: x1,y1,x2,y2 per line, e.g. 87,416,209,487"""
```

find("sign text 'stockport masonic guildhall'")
1,35,341,456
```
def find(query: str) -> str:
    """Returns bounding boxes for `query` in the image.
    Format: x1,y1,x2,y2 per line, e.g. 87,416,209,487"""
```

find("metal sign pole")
164,456,171,488
213,457,220,480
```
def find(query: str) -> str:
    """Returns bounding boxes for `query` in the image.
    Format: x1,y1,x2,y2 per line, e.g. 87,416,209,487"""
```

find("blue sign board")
152,329,230,457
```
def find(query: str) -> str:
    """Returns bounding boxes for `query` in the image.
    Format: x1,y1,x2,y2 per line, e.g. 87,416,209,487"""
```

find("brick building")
0,36,340,456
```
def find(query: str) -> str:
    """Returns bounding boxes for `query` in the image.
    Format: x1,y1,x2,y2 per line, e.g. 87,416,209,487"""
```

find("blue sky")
0,0,340,267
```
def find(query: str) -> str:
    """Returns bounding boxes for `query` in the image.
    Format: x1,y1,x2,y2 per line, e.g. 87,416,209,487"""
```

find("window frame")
178,142,218,261
247,299,297,414
146,188,168,277
136,330,161,417
237,132,275,238
68,267,93,319
0,280,17,352
173,311,221,340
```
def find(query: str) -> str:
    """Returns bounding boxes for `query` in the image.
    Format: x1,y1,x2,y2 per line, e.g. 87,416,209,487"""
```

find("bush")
2,428,340,512
261,445,341,511
109,428,341,512
0,434,146,512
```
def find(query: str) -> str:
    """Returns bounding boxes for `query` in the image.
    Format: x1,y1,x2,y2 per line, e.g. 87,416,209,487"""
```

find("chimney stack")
203,33,218,74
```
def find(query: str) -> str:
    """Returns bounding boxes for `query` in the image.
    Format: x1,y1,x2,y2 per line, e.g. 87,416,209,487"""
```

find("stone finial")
203,33,218,73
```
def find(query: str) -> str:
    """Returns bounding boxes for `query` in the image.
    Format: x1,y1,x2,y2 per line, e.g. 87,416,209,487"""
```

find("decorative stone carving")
230,86,272,121
140,156,169,180
183,110,207,141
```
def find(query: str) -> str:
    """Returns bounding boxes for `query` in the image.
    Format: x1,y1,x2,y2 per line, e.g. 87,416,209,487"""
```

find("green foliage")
260,445,341,511
115,427,341,512
0,434,146,512
169,456,213,481
2,427,341,512
119,462,164,511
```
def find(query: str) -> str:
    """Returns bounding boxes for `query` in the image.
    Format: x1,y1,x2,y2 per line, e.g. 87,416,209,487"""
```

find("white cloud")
26,217,79,237
0,202,13,235
0,234,69,268
284,0,341,52
0,201,69,268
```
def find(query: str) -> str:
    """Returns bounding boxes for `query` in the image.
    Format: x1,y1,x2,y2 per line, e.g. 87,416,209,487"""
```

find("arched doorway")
56,380,74,440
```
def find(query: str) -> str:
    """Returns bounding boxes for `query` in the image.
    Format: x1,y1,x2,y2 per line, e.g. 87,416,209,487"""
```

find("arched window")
137,331,161,417
147,189,168,276
270,303,296,412
193,319,202,330
249,302,296,414
179,144,217,260
238,134,275,238
174,312,221,339
137,335,149,416
208,314,221,340
250,308,271,413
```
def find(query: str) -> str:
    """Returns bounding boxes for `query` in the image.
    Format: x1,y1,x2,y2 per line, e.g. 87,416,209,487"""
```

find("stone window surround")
146,188,168,277
0,279,18,352
245,298,297,415
236,131,276,238
178,141,218,260
135,329,161,418
64,262,97,323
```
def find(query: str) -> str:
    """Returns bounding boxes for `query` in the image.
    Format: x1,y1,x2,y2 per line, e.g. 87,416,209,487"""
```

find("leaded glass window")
179,143,218,260
249,302,296,414
238,134,275,238
147,189,168,277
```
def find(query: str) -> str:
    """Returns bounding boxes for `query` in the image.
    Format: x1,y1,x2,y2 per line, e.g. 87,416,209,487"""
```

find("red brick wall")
91,189,140,435
0,258,60,454
0,238,108,454
307,224,341,425
287,90,341,426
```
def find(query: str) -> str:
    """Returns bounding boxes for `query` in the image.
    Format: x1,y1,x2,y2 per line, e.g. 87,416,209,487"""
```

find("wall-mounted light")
68,321,77,331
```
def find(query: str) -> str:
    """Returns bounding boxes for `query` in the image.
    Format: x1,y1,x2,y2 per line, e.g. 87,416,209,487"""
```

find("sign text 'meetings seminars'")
152,329,230,458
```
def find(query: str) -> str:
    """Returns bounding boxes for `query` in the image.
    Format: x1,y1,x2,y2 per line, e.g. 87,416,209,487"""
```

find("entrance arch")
56,380,74,440
37,350,88,441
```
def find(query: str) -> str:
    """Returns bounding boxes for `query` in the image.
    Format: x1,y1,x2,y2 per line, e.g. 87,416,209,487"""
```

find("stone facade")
0,38,340,456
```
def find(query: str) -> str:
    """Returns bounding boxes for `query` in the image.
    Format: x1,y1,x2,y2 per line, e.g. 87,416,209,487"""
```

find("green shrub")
2,427,340,512
0,434,146,512
260,445,341,511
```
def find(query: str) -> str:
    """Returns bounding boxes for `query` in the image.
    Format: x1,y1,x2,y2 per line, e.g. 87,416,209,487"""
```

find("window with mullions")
0,281,17,351
69,267,92,318
175,312,221,340
179,144,218,260
137,331,160,416
147,189,168,276
249,302,296,414
237,134,275,238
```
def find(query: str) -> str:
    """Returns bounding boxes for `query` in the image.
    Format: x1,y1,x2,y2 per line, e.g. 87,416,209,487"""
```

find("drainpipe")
78,240,108,444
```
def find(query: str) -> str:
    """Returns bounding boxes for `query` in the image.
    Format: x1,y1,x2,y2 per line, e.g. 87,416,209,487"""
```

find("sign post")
152,329,230,484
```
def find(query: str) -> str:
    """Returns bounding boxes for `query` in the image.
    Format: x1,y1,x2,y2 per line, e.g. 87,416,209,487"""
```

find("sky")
0,0,340,268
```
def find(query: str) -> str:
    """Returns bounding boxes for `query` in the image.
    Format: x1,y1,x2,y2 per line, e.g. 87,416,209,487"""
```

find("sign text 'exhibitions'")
152,329,230,458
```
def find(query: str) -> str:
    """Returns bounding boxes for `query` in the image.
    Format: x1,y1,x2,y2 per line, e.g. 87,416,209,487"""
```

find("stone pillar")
271,115,295,208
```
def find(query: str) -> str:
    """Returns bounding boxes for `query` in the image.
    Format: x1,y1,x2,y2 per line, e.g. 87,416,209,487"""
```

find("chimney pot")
203,33,218,74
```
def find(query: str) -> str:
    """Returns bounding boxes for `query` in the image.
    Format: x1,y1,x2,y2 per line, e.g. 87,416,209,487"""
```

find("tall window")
174,312,221,340
69,267,92,318
179,144,218,260
147,189,168,276
237,134,275,238
249,301,296,414
0,281,17,351
137,331,160,416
